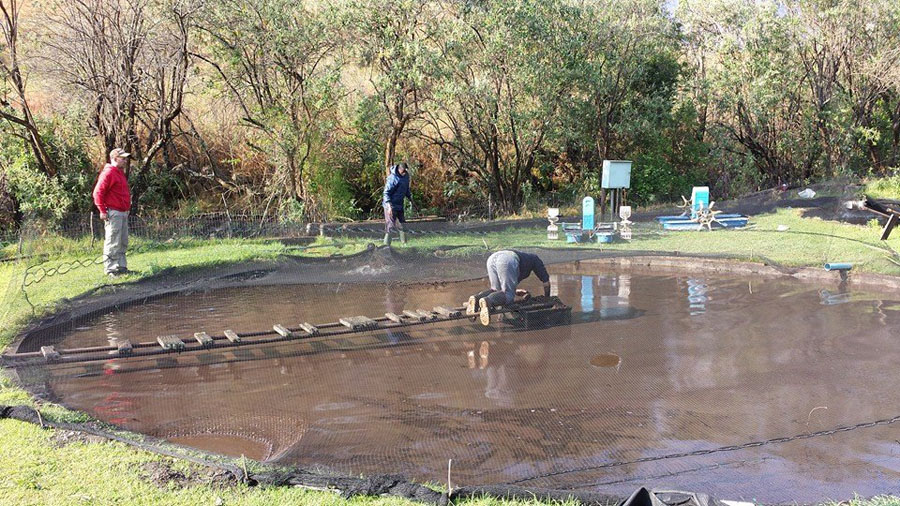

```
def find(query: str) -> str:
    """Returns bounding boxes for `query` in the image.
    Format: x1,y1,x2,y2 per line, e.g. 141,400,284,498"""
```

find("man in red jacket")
93,148,132,276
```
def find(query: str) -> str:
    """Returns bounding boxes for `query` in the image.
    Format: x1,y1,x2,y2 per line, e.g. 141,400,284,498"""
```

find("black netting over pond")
4,248,900,504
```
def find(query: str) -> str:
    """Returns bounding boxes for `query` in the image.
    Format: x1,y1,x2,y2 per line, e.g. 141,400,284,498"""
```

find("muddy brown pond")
14,265,900,502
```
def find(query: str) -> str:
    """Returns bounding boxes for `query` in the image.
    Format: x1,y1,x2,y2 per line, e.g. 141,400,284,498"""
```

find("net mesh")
3,212,900,504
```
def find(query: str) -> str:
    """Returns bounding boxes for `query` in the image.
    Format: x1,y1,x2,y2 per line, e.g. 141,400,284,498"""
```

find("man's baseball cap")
110,148,131,160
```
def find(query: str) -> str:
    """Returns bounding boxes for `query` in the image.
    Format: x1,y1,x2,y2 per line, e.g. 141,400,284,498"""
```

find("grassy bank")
865,175,900,201
402,208,900,274
2,207,900,505
0,236,368,348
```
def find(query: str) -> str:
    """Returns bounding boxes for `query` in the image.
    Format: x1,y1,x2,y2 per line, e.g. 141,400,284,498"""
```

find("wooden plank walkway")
2,297,571,366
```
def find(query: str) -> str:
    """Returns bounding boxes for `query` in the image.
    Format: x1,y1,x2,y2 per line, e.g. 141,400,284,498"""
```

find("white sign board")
601,160,632,189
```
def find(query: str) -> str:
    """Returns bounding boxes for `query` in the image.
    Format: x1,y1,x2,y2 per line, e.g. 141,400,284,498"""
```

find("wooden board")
299,322,319,336
402,310,426,322
416,309,437,320
339,316,378,330
116,339,133,355
157,335,185,351
433,306,461,317
194,332,214,347
41,346,60,361
223,330,241,343
273,324,293,338
385,312,404,323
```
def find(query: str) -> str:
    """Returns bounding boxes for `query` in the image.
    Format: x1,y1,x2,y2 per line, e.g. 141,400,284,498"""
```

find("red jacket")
93,163,131,213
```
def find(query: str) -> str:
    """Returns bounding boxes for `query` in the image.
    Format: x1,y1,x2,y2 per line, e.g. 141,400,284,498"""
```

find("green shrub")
2,144,72,224
866,173,900,200
0,109,94,230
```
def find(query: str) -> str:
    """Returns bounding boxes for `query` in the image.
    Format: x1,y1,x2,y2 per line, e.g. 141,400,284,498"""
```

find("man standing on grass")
383,162,412,246
93,148,131,276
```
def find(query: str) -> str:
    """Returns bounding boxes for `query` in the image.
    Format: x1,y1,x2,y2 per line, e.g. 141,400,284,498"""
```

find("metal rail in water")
2,297,571,367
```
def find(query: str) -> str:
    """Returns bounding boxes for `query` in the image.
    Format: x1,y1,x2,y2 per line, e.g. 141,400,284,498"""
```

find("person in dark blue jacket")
383,162,412,245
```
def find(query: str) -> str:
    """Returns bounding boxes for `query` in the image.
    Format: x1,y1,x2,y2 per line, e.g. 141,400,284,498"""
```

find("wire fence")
51,211,319,242
7,205,900,325
5,205,900,504
2,212,345,320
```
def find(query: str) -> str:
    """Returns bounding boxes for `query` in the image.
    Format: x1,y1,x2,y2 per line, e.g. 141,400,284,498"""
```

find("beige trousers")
103,210,129,273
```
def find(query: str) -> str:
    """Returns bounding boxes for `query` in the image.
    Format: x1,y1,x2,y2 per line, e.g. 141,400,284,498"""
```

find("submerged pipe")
824,263,853,271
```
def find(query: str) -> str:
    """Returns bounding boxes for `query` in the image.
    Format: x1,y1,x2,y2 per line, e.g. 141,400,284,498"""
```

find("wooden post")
89,212,95,248
881,214,898,241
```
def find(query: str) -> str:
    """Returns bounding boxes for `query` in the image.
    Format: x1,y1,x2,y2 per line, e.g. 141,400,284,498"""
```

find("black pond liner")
3,246,898,505
0,403,723,506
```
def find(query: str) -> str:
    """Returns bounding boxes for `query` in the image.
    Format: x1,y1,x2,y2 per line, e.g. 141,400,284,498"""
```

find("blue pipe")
824,263,853,271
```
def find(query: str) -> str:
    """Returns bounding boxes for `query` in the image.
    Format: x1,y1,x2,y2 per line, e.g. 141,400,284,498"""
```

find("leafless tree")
41,0,192,177
0,0,56,177
833,6,900,170
348,0,443,170
421,0,573,214
790,5,848,179
195,0,343,218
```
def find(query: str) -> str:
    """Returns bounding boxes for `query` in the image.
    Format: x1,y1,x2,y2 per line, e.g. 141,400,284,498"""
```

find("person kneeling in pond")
467,250,551,321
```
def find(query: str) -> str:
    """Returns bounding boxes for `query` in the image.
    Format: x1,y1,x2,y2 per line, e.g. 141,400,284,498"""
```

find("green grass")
0,420,571,506
0,236,367,350
865,174,900,200
843,497,900,506
398,208,900,275
604,208,900,273
2,208,900,505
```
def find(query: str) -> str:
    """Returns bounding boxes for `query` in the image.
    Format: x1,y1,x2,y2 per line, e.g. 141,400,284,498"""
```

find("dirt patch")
140,460,237,489
50,430,107,447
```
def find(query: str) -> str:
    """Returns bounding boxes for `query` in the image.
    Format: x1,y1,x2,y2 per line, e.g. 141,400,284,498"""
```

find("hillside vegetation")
1,0,899,228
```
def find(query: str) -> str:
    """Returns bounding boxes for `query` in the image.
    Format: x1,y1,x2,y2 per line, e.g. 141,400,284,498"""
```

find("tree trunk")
596,137,608,218
0,0,57,177
384,124,402,170
22,107,56,178
287,155,299,200
891,100,900,168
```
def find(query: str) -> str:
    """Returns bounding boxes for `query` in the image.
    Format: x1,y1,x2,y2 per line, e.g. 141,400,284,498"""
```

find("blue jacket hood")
383,165,411,209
